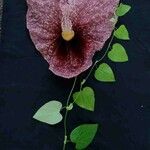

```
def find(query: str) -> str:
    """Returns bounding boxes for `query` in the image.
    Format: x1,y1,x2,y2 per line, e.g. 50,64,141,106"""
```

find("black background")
0,0,150,150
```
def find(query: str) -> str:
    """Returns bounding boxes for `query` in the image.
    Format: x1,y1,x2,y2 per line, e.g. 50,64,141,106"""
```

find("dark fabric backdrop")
0,0,150,150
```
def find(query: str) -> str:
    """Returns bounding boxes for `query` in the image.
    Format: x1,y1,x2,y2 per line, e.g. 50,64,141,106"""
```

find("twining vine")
33,3,131,150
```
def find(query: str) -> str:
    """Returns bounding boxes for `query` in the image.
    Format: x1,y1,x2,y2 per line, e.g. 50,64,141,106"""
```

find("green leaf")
116,3,131,17
33,101,63,125
108,43,128,62
66,103,74,111
70,124,99,150
95,63,115,82
114,25,130,40
73,87,95,111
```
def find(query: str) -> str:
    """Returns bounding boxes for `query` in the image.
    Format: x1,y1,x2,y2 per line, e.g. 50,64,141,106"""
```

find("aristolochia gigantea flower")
26,0,119,78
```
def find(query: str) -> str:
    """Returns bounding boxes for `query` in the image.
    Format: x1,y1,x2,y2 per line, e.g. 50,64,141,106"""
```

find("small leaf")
33,101,63,125
110,14,118,25
66,103,74,111
114,25,130,40
70,124,99,150
108,43,128,62
73,87,95,111
116,3,131,17
95,63,115,82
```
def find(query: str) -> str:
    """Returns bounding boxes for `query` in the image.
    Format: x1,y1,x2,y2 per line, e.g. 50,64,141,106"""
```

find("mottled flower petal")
26,0,119,78
26,0,61,56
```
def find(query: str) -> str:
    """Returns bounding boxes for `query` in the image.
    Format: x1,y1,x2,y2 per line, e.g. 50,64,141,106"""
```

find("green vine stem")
62,31,115,150
63,77,77,150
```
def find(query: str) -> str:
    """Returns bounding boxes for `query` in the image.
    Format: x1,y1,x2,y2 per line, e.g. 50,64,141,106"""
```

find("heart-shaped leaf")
116,3,131,17
95,63,115,82
73,87,95,111
108,43,128,62
70,124,99,150
33,101,63,125
114,25,130,40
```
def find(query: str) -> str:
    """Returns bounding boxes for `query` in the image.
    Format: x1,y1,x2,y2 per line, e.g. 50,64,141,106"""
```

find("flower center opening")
61,30,75,41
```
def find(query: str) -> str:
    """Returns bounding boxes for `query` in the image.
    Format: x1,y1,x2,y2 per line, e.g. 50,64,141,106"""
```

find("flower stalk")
63,77,77,150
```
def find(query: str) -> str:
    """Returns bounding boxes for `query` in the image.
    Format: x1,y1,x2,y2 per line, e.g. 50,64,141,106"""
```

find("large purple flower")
26,0,119,78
